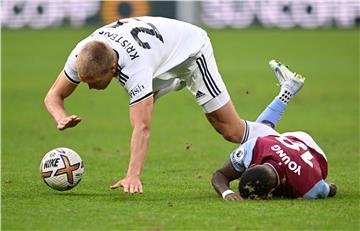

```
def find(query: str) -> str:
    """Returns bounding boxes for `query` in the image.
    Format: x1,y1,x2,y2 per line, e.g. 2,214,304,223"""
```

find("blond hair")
76,40,116,80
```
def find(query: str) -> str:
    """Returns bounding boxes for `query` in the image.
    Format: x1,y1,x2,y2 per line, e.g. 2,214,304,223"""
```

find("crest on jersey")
232,148,245,163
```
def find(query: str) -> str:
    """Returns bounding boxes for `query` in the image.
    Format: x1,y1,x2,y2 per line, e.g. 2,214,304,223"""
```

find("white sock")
277,88,293,104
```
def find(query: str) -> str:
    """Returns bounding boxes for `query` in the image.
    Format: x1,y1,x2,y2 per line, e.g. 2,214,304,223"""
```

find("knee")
211,121,244,143
221,130,243,143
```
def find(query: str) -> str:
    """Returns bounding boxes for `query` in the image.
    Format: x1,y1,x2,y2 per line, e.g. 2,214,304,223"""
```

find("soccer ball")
40,147,84,191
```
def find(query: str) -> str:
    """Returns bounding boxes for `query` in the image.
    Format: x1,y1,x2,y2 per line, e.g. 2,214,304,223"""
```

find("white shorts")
191,37,230,113
201,90,230,113
153,37,230,113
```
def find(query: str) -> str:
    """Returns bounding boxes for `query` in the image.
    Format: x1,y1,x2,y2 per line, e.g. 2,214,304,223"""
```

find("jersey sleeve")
63,47,81,85
230,146,246,173
123,67,154,105
229,137,258,173
303,180,330,199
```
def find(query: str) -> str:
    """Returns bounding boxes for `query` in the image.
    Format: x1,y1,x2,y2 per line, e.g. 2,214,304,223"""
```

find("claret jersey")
64,16,208,105
230,131,331,199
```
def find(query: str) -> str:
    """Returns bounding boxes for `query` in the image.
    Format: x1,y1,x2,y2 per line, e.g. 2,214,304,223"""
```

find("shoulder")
63,37,95,83
230,137,259,172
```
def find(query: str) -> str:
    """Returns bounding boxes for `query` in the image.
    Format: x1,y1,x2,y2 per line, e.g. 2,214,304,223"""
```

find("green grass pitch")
2,27,359,230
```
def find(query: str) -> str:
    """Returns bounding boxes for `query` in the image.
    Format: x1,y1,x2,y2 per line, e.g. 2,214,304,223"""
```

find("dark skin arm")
211,160,243,201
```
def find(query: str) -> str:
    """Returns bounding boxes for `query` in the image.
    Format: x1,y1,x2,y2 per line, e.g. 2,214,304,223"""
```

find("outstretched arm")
211,160,243,201
111,95,154,193
44,70,81,130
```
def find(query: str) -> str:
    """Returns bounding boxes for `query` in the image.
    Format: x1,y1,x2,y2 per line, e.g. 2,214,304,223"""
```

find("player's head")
76,40,117,90
238,164,278,199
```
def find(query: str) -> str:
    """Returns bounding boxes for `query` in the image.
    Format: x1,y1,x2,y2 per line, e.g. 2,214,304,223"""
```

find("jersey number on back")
110,18,164,49
275,135,314,168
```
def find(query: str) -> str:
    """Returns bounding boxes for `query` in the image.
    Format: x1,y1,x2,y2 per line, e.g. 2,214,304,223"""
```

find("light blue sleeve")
230,138,257,173
303,180,330,199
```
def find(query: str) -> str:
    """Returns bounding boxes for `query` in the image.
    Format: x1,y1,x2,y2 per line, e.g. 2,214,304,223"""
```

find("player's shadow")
42,191,141,202
50,192,109,197
41,191,311,203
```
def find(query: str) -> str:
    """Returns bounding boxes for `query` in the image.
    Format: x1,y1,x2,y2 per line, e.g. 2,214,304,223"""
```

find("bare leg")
205,100,279,143
205,100,245,143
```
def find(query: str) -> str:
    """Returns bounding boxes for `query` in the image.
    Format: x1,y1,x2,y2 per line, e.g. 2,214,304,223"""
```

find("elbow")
142,126,151,139
140,121,151,134
44,90,57,109
44,90,63,108
44,92,51,108
135,122,151,138
211,170,221,188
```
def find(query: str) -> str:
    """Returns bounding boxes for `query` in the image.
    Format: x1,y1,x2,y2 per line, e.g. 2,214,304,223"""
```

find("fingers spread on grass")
123,185,129,193
130,184,135,193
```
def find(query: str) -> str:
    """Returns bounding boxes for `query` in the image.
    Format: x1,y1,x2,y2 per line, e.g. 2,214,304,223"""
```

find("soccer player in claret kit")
45,16,306,194
211,85,337,200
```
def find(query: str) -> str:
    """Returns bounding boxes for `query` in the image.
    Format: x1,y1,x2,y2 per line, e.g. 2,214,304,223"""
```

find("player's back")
251,132,328,198
63,17,209,104
93,16,208,78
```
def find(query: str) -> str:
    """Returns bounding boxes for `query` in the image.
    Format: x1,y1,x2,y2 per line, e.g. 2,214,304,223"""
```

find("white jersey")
64,16,208,105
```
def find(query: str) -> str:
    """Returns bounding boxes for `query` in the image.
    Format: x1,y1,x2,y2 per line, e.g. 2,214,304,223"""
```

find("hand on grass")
111,175,143,194
328,182,337,197
57,115,81,130
224,193,243,201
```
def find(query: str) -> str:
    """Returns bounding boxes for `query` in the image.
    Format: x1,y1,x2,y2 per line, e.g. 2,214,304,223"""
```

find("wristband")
222,189,235,199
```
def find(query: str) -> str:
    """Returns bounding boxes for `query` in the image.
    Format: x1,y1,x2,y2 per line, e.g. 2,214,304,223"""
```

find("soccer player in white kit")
44,17,305,194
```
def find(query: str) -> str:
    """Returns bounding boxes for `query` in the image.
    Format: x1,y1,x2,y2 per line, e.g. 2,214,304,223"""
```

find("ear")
111,63,117,74
264,164,279,187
